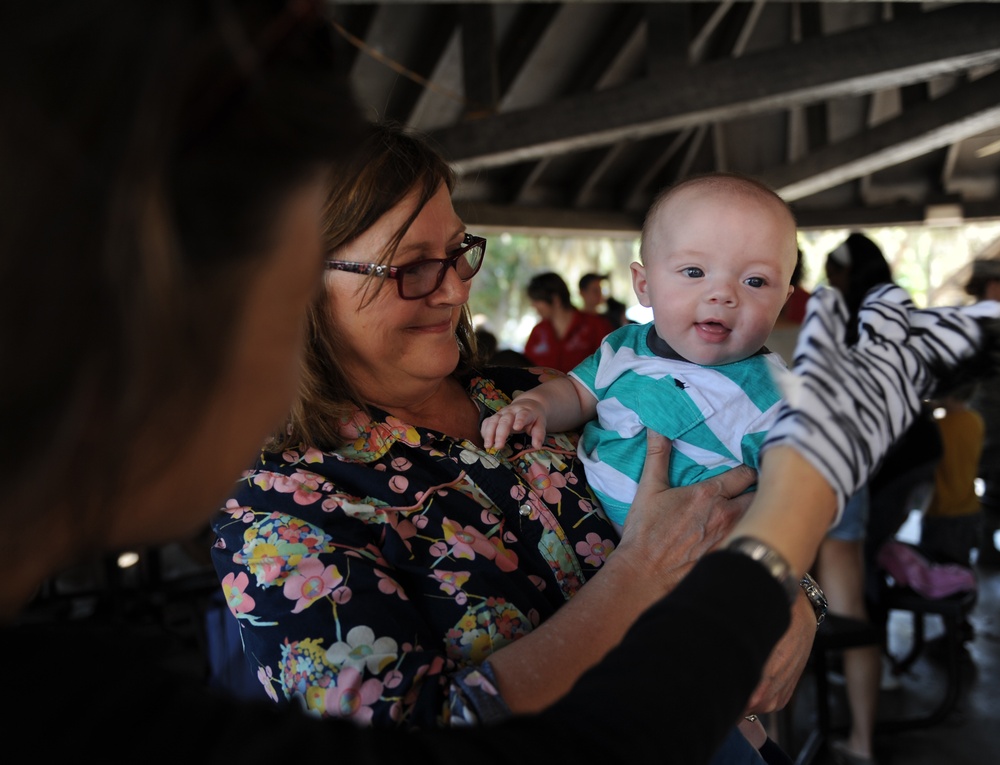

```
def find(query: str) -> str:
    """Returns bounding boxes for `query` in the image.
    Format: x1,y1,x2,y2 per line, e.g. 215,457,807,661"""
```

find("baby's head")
632,173,798,366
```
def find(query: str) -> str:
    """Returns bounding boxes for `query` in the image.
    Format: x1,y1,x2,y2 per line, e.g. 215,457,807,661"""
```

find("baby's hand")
481,397,549,451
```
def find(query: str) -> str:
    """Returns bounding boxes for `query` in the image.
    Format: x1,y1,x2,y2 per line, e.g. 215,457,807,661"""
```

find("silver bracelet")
726,536,799,603
800,572,828,626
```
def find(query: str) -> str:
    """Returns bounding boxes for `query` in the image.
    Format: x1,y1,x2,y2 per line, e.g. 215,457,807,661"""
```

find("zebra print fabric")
763,284,1000,523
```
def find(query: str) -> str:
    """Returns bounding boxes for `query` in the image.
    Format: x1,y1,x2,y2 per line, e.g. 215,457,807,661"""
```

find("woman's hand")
743,591,815,714
622,431,813,717
487,430,757,714
615,431,756,595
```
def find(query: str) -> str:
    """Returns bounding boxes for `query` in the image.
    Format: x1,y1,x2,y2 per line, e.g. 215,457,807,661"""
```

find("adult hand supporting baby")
626,433,815,720
488,429,756,714
616,431,756,593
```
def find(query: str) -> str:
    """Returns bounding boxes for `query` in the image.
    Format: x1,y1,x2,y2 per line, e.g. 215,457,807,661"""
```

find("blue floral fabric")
210,365,619,729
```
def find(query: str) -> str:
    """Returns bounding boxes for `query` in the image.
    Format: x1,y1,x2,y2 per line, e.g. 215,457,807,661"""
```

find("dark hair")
474,329,499,364
963,258,1000,300
827,233,894,335
272,122,474,452
605,297,632,328
579,273,608,292
0,1,363,542
527,272,573,308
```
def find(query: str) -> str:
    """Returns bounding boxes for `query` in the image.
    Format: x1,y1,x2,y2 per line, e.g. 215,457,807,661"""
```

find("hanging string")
331,20,494,117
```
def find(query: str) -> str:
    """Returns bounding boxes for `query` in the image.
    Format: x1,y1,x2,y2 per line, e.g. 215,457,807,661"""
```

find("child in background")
482,172,798,534
921,385,986,566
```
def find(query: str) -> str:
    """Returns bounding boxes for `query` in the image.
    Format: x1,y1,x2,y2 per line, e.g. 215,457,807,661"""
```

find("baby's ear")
630,262,651,307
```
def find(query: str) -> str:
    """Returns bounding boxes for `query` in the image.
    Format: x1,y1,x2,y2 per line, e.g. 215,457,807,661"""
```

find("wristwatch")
799,572,828,626
726,536,799,604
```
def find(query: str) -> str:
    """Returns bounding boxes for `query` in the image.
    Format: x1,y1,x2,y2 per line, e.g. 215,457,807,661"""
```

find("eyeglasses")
325,234,486,300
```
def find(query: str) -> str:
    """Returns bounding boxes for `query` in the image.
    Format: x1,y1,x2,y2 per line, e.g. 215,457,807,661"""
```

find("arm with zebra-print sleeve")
760,284,1000,526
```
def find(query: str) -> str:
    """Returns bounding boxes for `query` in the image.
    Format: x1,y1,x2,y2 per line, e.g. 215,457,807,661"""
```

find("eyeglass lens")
400,240,484,298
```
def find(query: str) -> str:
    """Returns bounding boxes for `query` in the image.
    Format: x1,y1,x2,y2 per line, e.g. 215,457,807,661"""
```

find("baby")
482,172,799,534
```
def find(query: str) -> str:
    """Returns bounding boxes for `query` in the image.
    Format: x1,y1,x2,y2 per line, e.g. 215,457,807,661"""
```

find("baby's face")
631,186,797,366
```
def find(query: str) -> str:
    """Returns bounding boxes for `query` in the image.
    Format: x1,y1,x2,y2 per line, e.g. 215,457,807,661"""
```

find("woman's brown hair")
269,122,477,452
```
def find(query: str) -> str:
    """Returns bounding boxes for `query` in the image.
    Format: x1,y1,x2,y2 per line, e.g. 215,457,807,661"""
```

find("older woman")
211,123,819,763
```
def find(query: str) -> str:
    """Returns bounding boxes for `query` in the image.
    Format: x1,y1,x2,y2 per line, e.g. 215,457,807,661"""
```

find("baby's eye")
745,276,766,288
682,267,705,278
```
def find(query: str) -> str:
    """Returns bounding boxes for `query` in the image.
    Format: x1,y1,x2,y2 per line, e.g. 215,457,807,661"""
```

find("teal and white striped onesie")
569,321,786,532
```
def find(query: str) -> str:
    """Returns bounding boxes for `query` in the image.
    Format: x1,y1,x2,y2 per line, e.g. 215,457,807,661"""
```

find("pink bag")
876,540,977,599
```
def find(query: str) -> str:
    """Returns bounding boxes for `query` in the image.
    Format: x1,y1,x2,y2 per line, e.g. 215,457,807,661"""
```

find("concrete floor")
777,542,1000,765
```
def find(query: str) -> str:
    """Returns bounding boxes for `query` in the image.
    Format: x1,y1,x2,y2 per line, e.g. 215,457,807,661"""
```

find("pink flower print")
273,470,325,505
441,518,496,561
388,474,408,494
257,666,279,702
429,541,449,559
509,484,527,502
480,509,500,525
432,570,470,604
384,416,421,445
324,666,382,724
224,498,254,523
250,471,276,491
301,447,325,464
332,585,353,605
336,409,367,440
390,457,412,472
282,557,344,613
375,569,408,599
383,669,403,689
221,571,255,615
488,539,519,572
578,498,595,514
526,463,568,504
391,518,417,543
575,532,615,567
528,575,546,592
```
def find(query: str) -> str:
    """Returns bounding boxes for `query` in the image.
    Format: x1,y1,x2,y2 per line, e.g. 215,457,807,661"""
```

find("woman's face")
323,183,472,406
530,298,554,321
108,178,329,547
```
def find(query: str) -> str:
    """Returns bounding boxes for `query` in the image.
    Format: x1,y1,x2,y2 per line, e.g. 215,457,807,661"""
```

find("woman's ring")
744,714,758,723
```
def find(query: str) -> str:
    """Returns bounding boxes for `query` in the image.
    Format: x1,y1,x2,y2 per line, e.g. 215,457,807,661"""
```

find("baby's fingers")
480,414,504,450
528,421,547,450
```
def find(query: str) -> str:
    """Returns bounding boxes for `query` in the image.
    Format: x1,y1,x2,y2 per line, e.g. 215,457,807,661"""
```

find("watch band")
726,536,799,603
799,572,828,626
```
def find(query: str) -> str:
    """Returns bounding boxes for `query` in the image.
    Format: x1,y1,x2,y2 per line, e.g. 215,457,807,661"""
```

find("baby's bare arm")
481,376,597,450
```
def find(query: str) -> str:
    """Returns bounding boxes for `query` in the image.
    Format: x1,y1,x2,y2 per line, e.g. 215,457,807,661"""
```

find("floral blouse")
211,365,620,729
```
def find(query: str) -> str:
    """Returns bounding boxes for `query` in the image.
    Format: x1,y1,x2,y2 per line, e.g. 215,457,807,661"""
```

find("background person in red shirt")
524,272,614,372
